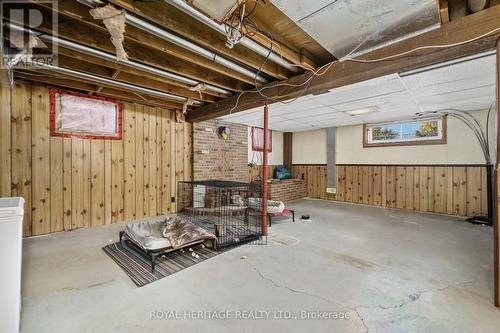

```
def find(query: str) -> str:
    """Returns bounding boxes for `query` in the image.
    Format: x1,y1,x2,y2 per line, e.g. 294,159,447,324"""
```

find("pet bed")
120,215,217,272
246,198,285,214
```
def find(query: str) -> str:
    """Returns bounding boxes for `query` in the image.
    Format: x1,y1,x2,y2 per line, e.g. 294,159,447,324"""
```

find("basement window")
363,117,446,147
251,127,272,152
50,89,122,140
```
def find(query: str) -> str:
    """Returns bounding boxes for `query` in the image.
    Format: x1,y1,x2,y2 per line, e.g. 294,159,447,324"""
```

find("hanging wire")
415,106,496,165
222,2,500,116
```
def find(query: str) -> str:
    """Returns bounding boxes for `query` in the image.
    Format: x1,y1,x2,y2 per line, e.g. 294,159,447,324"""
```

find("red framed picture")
251,126,272,152
50,89,123,140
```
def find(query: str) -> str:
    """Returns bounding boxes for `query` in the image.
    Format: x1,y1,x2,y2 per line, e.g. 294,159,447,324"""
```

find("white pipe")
166,0,301,73
7,22,231,96
125,14,269,84
26,62,204,105
77,0,268,84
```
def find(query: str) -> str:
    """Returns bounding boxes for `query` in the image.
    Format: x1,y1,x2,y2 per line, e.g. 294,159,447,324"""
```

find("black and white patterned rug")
103,241,232,287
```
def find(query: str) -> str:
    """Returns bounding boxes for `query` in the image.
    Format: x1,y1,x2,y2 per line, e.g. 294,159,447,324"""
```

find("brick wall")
253,179,306,202
269,179,307,202
193,120,248,181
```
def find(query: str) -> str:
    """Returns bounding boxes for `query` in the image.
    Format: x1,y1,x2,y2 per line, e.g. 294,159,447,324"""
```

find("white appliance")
0,197,25,333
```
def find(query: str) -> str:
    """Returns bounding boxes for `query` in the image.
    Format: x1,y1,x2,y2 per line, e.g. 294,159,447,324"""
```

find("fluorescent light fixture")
344,107,378,116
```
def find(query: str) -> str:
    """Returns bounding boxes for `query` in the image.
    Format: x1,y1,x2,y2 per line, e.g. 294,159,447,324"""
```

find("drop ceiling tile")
219,53,495,132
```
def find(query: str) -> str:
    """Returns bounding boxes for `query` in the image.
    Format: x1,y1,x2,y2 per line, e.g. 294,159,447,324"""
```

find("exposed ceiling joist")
6,3,249,93
105,0,294,80
14,72,184,109
187,5,500,122
56,47,225,99
55,54,218,103
438,0,450,23
29,1,261,87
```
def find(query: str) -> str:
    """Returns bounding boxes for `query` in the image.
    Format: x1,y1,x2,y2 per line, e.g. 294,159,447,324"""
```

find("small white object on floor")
191,252,196,257
195,254,200,259
240,255,247,260
201,244,205,248
189,248,193,252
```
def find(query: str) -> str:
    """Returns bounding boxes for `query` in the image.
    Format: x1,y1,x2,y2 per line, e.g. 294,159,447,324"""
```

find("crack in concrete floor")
244,259,479,333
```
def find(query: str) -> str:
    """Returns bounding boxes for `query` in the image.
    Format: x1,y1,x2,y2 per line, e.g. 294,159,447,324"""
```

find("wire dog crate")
177,180,264,247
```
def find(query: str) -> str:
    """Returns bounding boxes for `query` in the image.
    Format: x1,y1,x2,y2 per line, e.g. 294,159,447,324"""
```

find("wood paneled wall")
292,164,488,216
0,83,193,237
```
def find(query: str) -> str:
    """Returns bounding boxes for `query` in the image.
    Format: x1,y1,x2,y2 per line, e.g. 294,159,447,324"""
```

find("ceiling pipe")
125,15,269,84
7,22,231,96
166,0,301,74
467,0,490,14
23,62,204,105
78,0,269,84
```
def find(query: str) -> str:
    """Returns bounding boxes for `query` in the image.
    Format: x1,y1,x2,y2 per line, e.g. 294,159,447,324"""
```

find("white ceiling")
218,52,496,132
272,0,440,58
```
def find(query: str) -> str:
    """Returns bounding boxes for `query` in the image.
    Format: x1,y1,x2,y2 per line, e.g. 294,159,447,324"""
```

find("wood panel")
50,136,64,232
291,164,488,217
62,138,72,230
90,140,105,227
123,103,136,220
31,86,51,234
160,110,171,214
4,82,192,237
0,86,11,197
11,83,32,236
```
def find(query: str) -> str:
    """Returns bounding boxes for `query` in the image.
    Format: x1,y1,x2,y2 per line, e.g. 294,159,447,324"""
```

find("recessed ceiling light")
344,107,378,116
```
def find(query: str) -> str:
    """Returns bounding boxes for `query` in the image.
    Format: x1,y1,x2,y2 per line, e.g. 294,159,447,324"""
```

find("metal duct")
6,22,231,96
467,0,490,13
326,127,337,191
166,0,301,73
25,62,204,104
78,0,269,84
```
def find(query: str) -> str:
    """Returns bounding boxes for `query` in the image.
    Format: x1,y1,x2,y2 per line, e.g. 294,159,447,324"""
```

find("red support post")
261,103,269,236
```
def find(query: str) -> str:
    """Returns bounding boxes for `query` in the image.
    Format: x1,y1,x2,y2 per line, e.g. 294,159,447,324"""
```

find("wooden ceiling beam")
15,72,178,109
6,3,250,93
438,0,450,23
32,0,285,83
56,47,228,99
15,69,188,110
187,5,500,122
105,0,296,78
56,54,219,103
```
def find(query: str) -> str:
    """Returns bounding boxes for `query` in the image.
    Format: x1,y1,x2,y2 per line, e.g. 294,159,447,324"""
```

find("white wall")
293,109,496,165
248,129,284,165
293,129,327,164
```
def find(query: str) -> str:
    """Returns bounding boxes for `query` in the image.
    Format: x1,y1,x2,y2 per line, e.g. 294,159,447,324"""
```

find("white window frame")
363,117,446,147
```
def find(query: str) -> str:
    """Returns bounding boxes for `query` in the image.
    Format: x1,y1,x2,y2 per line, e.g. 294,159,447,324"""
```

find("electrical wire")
226,22,500,115
415,108,495,165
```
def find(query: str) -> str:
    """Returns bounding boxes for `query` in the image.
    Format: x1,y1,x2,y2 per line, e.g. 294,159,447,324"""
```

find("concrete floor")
21,199,500,333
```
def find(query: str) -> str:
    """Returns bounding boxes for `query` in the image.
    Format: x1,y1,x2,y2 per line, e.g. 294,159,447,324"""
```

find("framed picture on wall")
50,89,123,140
251,126,272,152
